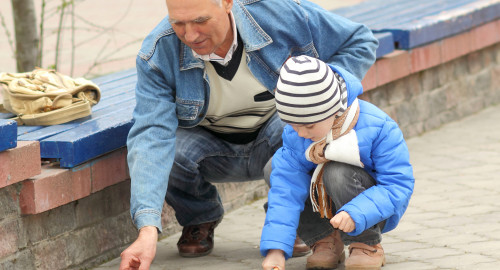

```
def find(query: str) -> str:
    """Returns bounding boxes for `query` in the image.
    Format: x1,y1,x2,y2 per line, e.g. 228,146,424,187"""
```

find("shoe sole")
344,257,386,270
292,249,312,257
178,249,213,258
306,251,346,270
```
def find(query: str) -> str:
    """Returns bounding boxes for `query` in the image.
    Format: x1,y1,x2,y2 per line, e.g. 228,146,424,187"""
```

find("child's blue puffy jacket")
260,66,415,259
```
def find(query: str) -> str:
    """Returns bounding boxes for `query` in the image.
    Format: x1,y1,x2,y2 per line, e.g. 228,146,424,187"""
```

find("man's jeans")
165,112,285,227
264,160,384,246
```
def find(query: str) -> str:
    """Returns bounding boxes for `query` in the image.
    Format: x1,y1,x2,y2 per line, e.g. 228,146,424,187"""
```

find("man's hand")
330,211,355,233
262,249,285,270
119,226,158,270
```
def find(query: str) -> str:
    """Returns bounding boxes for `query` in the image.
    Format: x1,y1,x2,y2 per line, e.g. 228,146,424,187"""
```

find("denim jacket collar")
180,0,272,71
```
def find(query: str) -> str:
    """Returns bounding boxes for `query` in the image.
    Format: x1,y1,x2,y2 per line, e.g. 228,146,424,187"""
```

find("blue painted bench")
1,0,498,168
372,32,394,59
0,119,17,152
0,68,137,168
332,0,500,49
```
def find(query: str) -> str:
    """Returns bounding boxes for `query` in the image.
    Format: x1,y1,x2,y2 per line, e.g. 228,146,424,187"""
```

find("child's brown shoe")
345,243,385,270
306,231,345,269
292,236,311,257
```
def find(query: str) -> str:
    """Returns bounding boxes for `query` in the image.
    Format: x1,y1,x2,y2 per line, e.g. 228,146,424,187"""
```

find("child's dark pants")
297,161,384,246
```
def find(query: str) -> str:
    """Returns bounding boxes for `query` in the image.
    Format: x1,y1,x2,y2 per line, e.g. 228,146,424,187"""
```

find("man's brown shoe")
306,231,345,270
292,236,311,257
177,220,221,257
345,243,385,270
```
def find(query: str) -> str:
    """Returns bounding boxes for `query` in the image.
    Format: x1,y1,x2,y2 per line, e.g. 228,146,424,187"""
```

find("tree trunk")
11,0,39,72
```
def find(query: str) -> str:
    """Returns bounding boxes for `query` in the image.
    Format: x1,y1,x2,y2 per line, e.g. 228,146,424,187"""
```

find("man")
120,0,378,269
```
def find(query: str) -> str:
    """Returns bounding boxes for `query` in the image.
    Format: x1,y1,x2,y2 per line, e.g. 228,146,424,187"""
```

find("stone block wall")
363,43,500,139
0,150,269,270
1,21,499,270
0,181,136,270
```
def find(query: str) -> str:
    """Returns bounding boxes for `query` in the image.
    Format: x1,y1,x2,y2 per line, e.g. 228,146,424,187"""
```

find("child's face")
290,115,336,142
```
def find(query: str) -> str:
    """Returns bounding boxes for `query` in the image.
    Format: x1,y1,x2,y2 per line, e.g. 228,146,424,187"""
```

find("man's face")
166,0,233,56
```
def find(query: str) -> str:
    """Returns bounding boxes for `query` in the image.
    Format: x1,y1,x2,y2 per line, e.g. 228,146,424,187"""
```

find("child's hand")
330,211,355,233
262,249,285,270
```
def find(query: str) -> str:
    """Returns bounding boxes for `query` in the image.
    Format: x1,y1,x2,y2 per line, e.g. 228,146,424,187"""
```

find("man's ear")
223,0,233,13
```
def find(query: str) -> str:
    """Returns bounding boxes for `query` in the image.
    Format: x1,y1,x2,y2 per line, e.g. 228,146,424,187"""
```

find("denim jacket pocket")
175,98,204,121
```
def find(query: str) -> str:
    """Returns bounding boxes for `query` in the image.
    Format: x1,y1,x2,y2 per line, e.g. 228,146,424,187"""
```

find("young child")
260,55,414,270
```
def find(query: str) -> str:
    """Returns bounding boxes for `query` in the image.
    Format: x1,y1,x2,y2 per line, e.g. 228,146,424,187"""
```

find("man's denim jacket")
127,0,378,231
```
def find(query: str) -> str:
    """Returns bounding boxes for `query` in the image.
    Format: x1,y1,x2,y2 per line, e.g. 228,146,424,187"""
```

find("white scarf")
305,98,363,218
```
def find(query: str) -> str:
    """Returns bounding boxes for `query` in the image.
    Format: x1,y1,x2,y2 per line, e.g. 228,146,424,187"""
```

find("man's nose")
184,23,199,42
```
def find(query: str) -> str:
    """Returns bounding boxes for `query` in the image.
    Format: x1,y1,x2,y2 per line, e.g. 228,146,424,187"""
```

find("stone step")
0,141,41,189
19,147,128,214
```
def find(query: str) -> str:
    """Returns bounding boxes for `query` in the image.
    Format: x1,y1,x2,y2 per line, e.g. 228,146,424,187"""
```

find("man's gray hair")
212,0,222,7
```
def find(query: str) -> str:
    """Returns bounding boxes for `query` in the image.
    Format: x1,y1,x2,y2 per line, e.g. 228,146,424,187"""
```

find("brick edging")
362,19,500,91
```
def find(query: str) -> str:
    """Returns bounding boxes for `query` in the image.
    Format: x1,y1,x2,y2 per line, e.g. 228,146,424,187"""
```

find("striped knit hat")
275,55,347,124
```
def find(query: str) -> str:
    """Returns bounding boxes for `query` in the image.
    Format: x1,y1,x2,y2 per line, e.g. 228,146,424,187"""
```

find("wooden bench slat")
97,75,137,93
15,88,135,138
39,104,135,168
374,32,394,59
17,125,44,136
0,112,15,120
13,71,137,141
89,85,136,111
358,0,475,29
390,0,500,48
334,0,475,27
331,0,403,19
3,69,138,168
0,119,17,152
90,68,137,85
18,98,136,141
333,0,500,49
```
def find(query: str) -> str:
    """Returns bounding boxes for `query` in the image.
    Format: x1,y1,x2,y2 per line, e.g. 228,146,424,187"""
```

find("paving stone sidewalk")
94,104,500,270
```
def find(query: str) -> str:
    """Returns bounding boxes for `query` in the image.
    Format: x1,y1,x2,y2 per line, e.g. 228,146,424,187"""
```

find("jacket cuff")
133,209,163,233
260,240,293,260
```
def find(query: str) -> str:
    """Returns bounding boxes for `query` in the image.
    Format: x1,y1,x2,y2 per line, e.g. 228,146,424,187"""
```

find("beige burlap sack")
0,68,100,125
